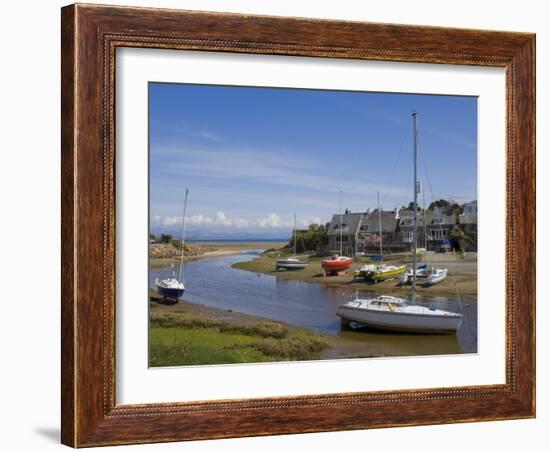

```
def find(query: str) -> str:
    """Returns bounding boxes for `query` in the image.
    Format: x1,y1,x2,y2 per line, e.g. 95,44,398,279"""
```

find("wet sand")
233,251,477,299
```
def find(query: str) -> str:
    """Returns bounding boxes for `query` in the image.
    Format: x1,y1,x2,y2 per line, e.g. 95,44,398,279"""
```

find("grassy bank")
149,297,333,367
232,250,477,298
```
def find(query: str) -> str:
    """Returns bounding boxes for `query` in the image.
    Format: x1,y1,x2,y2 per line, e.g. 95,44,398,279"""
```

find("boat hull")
337,305,462,333
156,284,185,298
321,258,352,275
369,266,406,281
425,270,448,286
276,259,307,270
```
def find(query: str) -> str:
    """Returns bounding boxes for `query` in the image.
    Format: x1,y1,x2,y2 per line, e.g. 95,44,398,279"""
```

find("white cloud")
257,213,283,228
155,211,323,231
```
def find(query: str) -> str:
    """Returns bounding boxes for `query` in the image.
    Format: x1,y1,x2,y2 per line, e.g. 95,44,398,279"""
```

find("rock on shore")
149,243,217,259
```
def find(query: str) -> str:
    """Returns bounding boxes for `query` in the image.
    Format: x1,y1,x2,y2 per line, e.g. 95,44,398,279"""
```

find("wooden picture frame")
61,3,535,447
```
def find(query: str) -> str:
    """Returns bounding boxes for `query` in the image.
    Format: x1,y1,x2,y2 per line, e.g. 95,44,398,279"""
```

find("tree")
288,223,328,253
428,199,450,211
160,233,172,244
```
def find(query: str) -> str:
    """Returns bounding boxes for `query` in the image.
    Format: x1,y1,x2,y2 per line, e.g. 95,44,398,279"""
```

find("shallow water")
150,250,477,354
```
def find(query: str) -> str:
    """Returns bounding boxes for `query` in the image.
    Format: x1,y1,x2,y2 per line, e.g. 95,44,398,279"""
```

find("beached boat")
355,264,405,281
322,254,353,275
322,191,353,276
369,264,406,282
336,112,463,333
156,189,189,301
276,214,307,270
336,295,462,333
155,276,185,299
399,263,429,284
425,268,448,285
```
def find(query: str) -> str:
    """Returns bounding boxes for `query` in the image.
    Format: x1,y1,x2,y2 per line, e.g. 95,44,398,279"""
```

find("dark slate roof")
359,209,399,233
327,212,364,236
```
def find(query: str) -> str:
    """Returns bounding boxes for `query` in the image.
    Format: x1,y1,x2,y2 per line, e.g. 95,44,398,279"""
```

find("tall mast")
178,189,189,283
377,191,383,258
339,190,343,255
412,112,418,297
293,213,297,256
423,186,427,250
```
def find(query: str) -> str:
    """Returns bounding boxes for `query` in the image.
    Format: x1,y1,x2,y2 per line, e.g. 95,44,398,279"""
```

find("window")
433,218,443,225
402,219,413,226
430,229,447,240
402,231,414,242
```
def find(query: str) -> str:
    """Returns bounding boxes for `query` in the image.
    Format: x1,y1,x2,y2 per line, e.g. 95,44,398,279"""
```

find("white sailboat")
155,189,188,301
336,112,463,334
276,213,307,270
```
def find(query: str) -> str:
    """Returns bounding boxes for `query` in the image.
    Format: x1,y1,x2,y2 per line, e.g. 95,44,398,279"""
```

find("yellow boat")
369,264,406,282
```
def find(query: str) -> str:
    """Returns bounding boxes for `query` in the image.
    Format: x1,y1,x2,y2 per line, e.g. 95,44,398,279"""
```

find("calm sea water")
149,250,477,354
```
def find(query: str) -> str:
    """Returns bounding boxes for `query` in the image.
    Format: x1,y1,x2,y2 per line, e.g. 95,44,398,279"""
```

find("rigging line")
380,122,408,208
416,129,436,204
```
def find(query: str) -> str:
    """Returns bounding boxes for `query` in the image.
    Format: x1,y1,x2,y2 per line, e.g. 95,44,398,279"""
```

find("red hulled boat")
321,253,353,276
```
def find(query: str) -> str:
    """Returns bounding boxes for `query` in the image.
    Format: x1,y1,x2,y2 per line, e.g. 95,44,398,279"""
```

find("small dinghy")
400,263,429,284
425,268,448,286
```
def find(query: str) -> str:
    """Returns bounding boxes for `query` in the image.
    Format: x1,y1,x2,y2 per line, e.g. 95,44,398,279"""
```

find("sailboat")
155,189,188,301
276,214,307,270
322,191,353,276
336,112,463,333
355,193,405,282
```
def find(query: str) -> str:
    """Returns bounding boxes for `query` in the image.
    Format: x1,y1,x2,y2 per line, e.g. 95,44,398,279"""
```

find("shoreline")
149,241,285,268
149,292,387,365
232,251,478,299
149,291,471,366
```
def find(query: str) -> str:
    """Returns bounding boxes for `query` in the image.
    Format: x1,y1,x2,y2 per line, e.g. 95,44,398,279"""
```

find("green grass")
149,315,328,367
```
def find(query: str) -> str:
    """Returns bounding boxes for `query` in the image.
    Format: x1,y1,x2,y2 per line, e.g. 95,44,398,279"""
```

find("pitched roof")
327,212,364,236
359,209,399,233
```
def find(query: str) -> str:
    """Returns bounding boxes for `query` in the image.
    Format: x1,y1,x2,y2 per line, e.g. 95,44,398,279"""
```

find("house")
327,208,401,255
357,209,401,252
327,210,364,256
459,200,478,234
459,200,478,250
398,208,455,251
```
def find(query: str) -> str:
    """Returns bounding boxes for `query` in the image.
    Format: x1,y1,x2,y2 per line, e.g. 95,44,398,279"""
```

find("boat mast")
178,189,189,283
377,191,383,259
423,186,427,250
293,212,297,256
412,112,418,298
339,190,343,255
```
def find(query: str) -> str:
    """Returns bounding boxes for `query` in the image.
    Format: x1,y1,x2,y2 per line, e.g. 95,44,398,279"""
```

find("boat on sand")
336,112,463,334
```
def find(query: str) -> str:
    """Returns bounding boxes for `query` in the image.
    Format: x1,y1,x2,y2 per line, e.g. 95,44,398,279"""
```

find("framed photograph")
61,3,535,447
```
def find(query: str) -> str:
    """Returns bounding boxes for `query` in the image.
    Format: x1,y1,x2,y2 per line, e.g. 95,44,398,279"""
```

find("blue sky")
149,82,477,238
